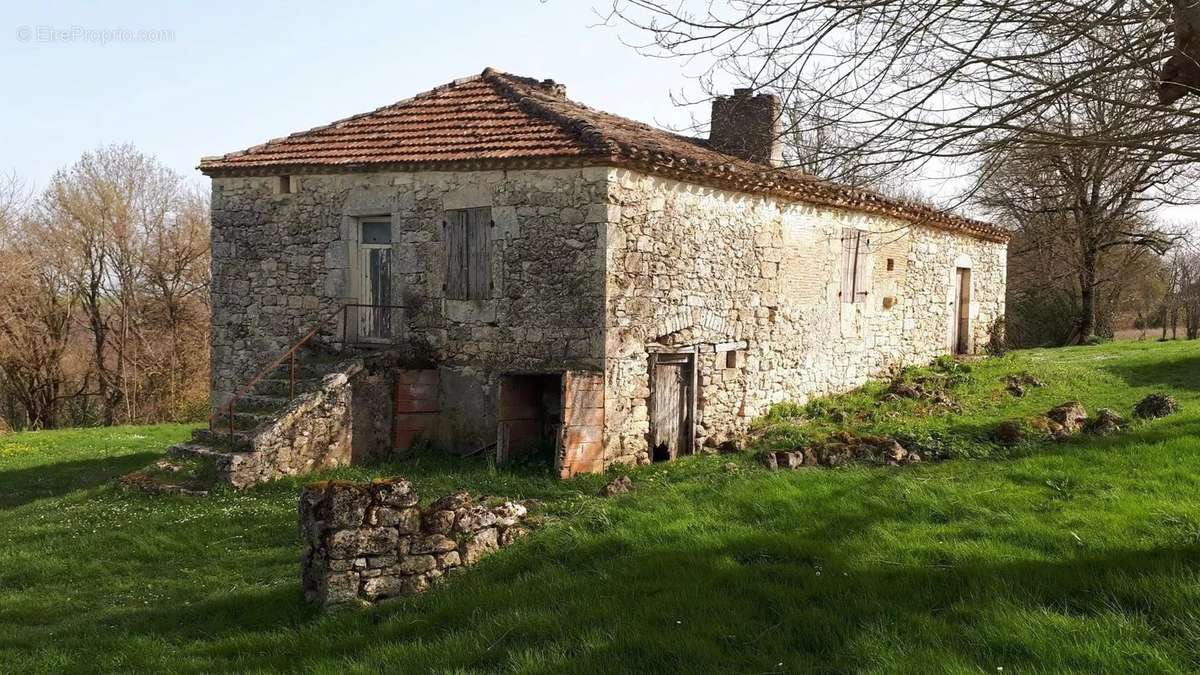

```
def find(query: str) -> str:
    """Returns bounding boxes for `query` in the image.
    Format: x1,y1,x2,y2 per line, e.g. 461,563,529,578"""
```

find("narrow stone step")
168,442,243,462
252,377,325,397
210,409,275,431
167,442,265,490
232,393,290,410
191,428,254,452
254,360,343,381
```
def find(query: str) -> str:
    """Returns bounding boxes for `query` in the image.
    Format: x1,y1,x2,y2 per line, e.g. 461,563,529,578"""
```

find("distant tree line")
0,145,210,431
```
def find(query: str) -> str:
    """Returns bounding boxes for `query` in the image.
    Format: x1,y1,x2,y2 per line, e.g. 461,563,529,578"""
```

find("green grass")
2,341,1200,673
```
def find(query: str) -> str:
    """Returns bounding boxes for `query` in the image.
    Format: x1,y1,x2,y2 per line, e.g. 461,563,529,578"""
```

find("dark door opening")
649,352,694,462
496,374,562,466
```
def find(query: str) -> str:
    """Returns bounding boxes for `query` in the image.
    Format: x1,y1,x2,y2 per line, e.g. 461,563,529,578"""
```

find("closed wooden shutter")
840,229,857,303
839,228,871,303
853,232,871,302
445,209,469,299
467,206,492,300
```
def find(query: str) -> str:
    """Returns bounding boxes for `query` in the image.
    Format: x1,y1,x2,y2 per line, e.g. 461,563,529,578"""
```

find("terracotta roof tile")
199,69,1008,242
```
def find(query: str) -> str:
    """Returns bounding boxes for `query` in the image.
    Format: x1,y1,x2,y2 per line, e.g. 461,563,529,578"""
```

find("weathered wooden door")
953,267,971,354
650,352,694,461
357,220,392,341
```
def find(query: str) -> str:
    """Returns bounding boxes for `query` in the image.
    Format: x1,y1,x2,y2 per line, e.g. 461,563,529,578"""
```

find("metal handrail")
212,302,407,442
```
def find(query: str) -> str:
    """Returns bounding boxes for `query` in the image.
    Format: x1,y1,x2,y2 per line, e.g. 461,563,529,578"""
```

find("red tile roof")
199,69,1008,242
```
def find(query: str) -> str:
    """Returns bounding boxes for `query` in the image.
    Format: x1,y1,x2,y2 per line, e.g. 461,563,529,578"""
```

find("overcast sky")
2,1,1195,224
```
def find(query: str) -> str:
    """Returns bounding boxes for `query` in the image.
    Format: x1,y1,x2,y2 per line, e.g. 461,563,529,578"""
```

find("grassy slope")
1,341,1200,673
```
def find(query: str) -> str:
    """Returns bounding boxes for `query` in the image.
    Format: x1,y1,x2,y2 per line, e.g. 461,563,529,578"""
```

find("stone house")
195,68,1007,484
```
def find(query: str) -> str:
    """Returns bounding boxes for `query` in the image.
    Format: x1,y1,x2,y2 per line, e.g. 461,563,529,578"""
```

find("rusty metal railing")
212,303,407,442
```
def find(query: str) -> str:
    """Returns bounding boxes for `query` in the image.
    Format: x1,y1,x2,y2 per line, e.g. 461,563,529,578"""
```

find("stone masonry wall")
210,163,1005,472
201,355,394,489
300,477,528,607
209,168,609,450
602,169,1006,465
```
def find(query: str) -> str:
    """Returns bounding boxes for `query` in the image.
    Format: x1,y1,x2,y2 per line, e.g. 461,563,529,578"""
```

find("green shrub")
930,356,974,387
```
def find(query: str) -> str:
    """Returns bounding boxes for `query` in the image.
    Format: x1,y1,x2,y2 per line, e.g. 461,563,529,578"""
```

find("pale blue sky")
1,0,706,190
4,2,1195,223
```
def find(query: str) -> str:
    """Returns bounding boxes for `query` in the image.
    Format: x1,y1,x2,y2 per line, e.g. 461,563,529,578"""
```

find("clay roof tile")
199,69,1008,242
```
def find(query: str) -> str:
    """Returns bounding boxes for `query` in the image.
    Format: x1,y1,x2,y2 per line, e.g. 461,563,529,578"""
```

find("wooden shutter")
445,209,468,300
466,207,492,300
853,232,871,302
840,228,857,303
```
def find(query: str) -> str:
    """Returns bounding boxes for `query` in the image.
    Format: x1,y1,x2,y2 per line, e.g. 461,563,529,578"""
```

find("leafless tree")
608,1,1200,185
975,66,1190,343
140,185,211,420
35,145,209,426
0,177,75,428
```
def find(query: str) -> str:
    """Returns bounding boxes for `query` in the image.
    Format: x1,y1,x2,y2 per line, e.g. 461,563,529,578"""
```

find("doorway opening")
953,267,972,355
496,374,562,467
649,351,695,462
356,219,393,342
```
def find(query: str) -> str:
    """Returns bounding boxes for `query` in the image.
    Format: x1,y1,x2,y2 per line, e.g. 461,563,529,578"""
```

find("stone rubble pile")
1088,408,1124,435
1004,371,1045,397
883,376,959,410
1001,401,1134,444
1043,401,1088,439
598,475,633,496
1134,393,1179,420
300,477,528,607
760,431,921,471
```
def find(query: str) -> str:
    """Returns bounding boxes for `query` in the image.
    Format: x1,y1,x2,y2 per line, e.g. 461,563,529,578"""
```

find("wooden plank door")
954,267,971,354
650,353,693,461
358,245,391,340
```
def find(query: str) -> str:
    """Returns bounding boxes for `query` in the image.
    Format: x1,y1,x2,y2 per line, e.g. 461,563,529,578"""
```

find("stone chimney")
708,88,782,166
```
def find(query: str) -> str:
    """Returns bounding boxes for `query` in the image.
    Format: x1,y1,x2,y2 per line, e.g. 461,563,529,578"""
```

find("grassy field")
2,341,1200,673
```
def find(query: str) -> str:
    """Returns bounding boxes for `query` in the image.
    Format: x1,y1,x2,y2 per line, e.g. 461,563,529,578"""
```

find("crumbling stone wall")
209,168,609,450
215,358,393,488
602,169,1005,465
300,477,528,606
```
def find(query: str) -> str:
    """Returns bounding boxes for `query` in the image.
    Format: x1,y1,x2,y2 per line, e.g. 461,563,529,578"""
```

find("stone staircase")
165,341,367,489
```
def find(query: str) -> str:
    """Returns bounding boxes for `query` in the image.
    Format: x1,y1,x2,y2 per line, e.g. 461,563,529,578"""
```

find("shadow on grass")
26,472,1195,672
0,451,158,510
165,520,1200,672
1103,353,1200,392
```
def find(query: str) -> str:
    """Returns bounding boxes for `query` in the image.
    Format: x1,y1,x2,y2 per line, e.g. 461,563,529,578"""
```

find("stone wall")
217,358,394,488
601,169,1006,465
210,163,1006,473
209,168,609,450
300,477,528,607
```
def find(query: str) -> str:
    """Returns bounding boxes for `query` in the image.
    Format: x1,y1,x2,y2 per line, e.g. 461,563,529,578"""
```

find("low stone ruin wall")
300,477,528,607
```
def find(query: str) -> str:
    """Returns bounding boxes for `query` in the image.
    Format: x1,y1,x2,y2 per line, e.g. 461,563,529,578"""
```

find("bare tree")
0,178,76,428
608,1,1200,184
976,72,1188,342
0,171,31,234
140,185,211,420
37,145,191,425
